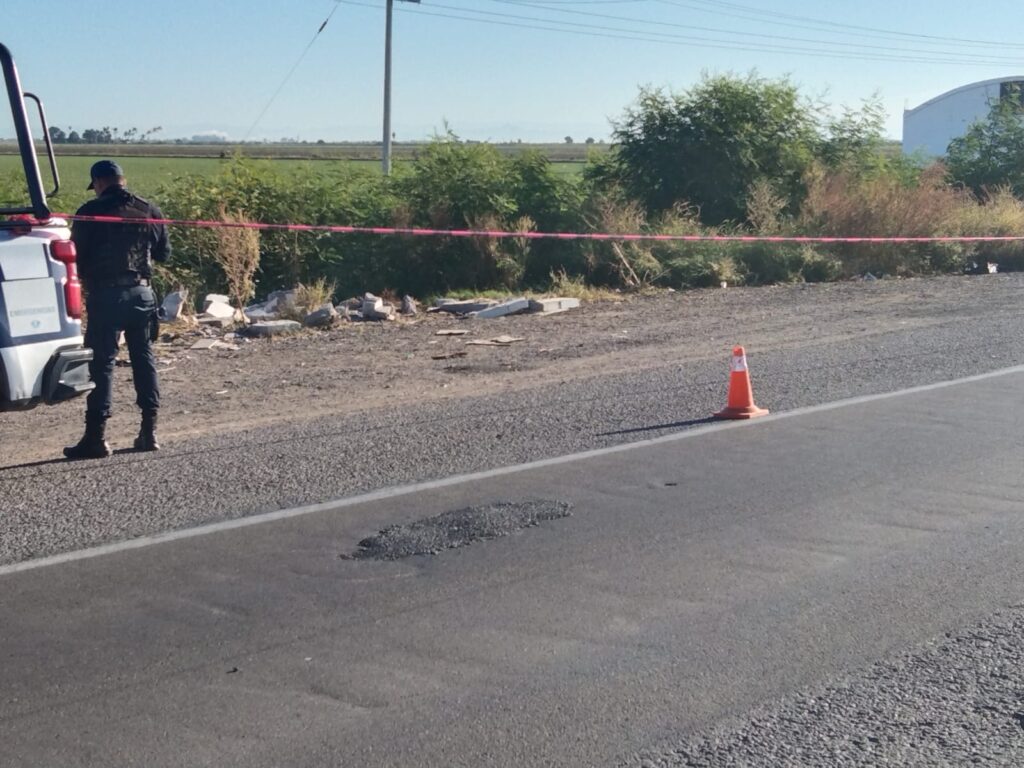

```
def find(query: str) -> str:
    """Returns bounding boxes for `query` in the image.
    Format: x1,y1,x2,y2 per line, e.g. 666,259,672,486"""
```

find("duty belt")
86,275,150,289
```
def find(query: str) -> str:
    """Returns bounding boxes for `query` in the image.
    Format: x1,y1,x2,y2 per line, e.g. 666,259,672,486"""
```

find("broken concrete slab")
471,297,530,319
244,320,302,338
401,295,418,316
244,302,278,322
266,289,297,311
431,299,499,315
304,304,339,328
203,294,231,312
528,297,580,315
362,295,394,321
196,315,235,329
203,300,236,319
159,290,187,321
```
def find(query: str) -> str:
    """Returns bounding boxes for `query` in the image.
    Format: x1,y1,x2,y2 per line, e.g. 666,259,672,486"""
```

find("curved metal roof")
904,77,1024,116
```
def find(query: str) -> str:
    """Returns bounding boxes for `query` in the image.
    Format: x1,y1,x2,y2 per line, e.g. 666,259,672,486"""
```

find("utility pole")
383,0,419,176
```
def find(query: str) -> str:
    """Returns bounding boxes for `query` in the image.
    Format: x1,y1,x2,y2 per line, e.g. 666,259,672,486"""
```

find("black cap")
86,159,124,190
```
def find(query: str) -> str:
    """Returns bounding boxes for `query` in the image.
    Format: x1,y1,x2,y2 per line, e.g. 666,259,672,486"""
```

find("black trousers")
84,284,160,420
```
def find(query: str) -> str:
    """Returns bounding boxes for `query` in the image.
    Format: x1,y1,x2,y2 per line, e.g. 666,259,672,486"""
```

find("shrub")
214,208,261,314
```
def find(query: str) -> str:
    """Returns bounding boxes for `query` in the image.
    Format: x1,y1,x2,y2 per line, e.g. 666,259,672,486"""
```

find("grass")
0,147,587,209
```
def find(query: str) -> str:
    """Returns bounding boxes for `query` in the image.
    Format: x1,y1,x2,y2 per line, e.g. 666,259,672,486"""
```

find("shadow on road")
596,416,715,438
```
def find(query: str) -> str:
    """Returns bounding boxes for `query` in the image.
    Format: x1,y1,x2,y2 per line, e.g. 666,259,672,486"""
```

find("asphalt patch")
348,500,572,560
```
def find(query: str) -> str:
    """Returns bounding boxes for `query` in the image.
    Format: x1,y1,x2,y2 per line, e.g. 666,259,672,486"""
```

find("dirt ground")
1,274,1019,465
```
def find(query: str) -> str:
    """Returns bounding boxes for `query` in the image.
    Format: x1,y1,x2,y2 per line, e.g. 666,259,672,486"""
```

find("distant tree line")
47,126,163,144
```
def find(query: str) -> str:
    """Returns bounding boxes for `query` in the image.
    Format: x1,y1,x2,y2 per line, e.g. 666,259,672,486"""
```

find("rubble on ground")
360,293,395,321
159,290,188,321
429,295,580,318
304,304,340,328
244,320,303,338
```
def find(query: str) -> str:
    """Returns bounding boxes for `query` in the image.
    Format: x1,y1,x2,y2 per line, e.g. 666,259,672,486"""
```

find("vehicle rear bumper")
43,345,93,404
1,337,93,410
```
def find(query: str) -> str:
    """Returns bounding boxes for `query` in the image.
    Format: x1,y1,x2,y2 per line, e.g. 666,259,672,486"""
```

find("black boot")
63,416,112,460
134,409,160,451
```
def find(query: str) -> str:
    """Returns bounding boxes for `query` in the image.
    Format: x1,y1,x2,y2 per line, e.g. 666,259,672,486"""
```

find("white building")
902,77,1024,157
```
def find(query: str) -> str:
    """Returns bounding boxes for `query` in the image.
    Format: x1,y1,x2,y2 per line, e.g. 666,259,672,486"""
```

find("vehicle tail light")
50,240,83,320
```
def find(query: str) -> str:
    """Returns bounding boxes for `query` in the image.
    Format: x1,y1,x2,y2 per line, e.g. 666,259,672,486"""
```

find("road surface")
2,367,1023,766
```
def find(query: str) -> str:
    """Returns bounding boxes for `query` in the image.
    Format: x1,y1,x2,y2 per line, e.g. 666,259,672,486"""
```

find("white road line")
4,363,1024,577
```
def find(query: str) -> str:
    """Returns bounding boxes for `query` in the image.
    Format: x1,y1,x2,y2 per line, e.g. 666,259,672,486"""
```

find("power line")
652,0,1024,48
243,1,345,141
487,0,1024,58
341,1,1024,67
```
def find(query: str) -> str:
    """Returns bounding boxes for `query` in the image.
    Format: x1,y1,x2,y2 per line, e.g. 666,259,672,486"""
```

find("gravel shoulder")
626,607,1024,767
2,274,1020,466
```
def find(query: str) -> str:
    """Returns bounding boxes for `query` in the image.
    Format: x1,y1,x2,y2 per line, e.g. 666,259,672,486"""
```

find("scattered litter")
965,261,999,275
435,329,469,336
214,390,229,396
466,335,525,346
432,351,468,360
190,338,240,351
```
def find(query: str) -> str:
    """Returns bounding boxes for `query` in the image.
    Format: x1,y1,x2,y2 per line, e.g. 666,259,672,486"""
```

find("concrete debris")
362,293,395,321
267,289,297,311
466,335,525,346
196,315,235,329
435,329,469,336
203,294,231,312
431,299,498,315
527,297,580,315
303,304,339,328
471,297,530,319
432,351,468,360
401,295,419,316
244,320,302,338
202,300,236,319
244,303,277,322
965,261,999,275
159,290,187,321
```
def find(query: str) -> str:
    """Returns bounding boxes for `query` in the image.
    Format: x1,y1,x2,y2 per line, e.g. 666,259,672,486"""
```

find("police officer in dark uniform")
64,160,171,459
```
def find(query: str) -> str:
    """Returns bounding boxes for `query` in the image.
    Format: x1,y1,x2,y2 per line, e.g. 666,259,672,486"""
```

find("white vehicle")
1,43,92,410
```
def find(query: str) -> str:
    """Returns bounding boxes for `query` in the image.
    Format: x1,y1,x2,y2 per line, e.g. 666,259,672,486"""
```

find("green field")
0,143,589,205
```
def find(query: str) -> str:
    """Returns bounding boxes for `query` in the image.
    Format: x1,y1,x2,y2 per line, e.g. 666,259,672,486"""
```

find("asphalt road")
2,367,1023,766
2,305,1024,566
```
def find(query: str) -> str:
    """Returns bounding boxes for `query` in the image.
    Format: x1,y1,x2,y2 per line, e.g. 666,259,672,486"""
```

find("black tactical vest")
87,191,155,279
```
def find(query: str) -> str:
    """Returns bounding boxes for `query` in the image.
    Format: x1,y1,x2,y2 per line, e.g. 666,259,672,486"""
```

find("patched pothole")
346,500,572,561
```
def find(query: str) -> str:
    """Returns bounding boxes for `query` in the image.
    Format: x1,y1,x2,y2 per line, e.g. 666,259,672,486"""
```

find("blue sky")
4,0,1024,142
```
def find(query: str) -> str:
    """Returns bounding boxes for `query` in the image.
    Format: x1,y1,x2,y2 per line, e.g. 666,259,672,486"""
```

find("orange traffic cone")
713,346,769,420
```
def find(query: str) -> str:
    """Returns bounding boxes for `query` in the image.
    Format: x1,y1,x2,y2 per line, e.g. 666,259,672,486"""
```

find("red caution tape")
57,213,1024,244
